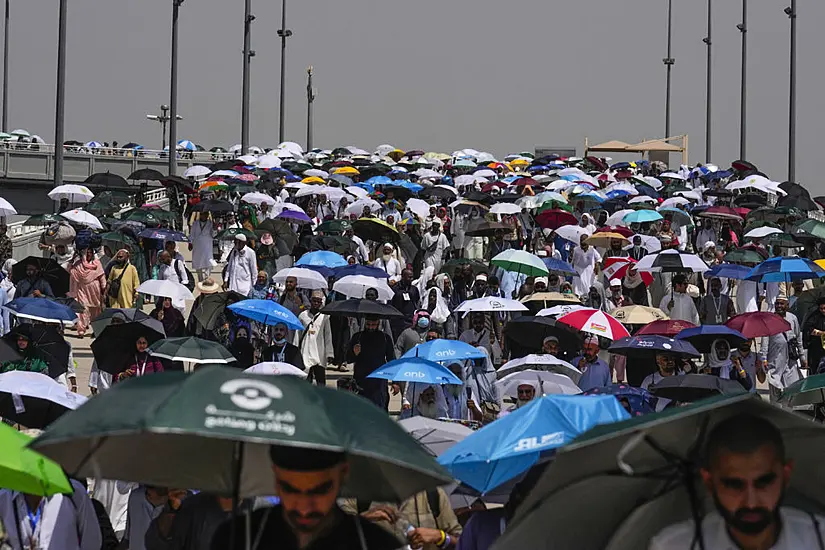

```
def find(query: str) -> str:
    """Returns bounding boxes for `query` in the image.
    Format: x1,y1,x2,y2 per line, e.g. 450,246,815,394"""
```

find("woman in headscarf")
703,338,752,391
583,283,608,311
248,271,271,300
150,297,186,338
230,323,255,369
622,265,649,306
117,335,164,382
68,248,107,337
421,286,455,339
1,326,48,374
106,249,140,308
255,232,279,279
434,273,455,311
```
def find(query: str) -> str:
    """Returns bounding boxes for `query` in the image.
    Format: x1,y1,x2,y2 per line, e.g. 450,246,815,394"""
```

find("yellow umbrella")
510,158,530,167
815,260,825,271
609,305,669,324
423,152,451,161
334,166,360,176
301,176,326,185
387,149,405,161
585,232,630,248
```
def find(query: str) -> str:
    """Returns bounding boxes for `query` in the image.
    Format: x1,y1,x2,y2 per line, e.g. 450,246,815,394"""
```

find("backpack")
174,259,196,291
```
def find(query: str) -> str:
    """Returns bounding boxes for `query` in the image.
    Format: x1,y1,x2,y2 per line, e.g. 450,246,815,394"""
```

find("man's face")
534,281,546,292
430,223,440,235
235,238,245,250
517,384,536,405
382,246,393,257
710,279,722,296
285,277,297,292
274,463,348,535
474,279,487,294
310,296,323,311
633,237,642,248
548,275,559,288
793,281,804,294
610,239,622,250
160,252,171,265
25,265,37,278
656,353,676,374
775,299,788,315
674,282,687,294
199,212,209,222
610,284,622,296
362,206,371,217
542,340,559,355
16,336,28,350
273,324,288,341
165,242,176,254
364,288,378,301
472,316,485,331
257,273,268,285
702,444,791,537
365,319,380,332
583,342,599,360
401,269,412,284
579,235,589,250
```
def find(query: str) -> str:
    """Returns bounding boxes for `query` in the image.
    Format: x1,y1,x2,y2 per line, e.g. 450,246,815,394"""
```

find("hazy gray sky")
7,0,825,191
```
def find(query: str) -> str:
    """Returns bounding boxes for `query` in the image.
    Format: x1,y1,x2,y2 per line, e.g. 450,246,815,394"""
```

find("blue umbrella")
332,264,390,279
745,256,825,283
138,228,189,242
705,263,751,280
352,182,375,193
401,339,488,362
608,335,700,358
438,395,629,493
675,325,748,353
3,298,77,325
301,265,335,279
227,299,302,330
542,257,576,276
367,357,462,385
396,181,424,193
582,385,657,416
176,139,197,151
366,176,393,187
623,210,663,224
296,251,348,268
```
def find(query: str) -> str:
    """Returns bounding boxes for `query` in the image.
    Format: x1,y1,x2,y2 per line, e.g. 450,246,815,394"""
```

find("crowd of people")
0,144,824,549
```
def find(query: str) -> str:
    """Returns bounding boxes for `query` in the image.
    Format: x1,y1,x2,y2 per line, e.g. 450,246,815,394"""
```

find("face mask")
274,335,287,345
417,317,430,329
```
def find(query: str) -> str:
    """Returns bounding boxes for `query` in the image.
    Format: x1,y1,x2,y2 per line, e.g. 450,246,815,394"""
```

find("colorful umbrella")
0,423,72,496
602,257,653,286
725,311,792,339
635,319,698,337
556,308,630,340
491,250,549,277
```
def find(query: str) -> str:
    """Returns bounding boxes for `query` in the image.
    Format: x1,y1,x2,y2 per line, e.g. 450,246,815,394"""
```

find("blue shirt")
571,355,611,391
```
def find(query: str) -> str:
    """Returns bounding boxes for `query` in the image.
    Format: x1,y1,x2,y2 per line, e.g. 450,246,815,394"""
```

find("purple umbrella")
276,210,312,224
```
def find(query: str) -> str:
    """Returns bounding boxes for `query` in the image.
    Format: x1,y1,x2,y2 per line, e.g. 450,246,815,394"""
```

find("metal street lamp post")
277,0,292,143
241,0,254,155
306,66,315,151
737,0,747,160
786,0,796,182
703,0,712,163
2,0,9,133
146,105,182,150
663,0,674,139
53,0,67,188
168,0,183,175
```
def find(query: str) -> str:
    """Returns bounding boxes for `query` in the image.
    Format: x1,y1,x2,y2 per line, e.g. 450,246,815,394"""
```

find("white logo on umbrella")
220,379,283,411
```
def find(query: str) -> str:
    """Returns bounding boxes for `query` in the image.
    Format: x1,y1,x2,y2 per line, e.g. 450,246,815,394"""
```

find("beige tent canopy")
584,135,688,165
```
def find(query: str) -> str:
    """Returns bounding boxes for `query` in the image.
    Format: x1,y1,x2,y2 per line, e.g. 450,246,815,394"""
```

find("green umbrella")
723,247,764,265
216,227,257,242
497,394,825,550
99,231,137,247
794,219,825,240
537,200,573,213
317,219,352,234
747,206,804,223
790,285,825,328
22,214,65,227
31,367,451,501
0,423,72,496
228,182,256,194
779,373,825,407
148,337,236,364
191,291,247,330
85,200,120,216
761,233,804,249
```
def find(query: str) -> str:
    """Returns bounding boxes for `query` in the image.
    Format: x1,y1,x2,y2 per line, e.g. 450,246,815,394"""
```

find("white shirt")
0,480,102,550
736,280,759,314
372,256,402,283
294,310,333,368
225,246,258,296
189,220,215,270
351,235,369,264
659,292,700,325
156,259,189,311
571,246,601,297
124,486,164,550
649,508,825,550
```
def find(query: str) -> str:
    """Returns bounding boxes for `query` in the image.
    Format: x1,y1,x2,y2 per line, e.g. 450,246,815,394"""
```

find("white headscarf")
707,338,732,379
421,286,451,324
414,266,435,299
406,383,448,419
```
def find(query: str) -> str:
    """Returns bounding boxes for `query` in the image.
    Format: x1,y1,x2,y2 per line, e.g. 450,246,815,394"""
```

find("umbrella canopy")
649,373,748,402
0,371,86,429
542,258,576,276
723,247,766,265
138,228,188,242
537,305,586,318
244,362,307,377
367,357,463,385
503,317,580,355
745,256,825,283
536,209,578,230
398,417,473,457
608,335,700,359
437,395,629,494
557,308,630,341
332,275,393,301
148,337,235,364
227,300,303,330
585,232,629,248
635,319,698,337
704,263,752,280
3,297,77,325
31,367,451,501
216,227,257,242
497,395,825,550
554,224,592,244
608,305,669,325
675,325,748,353
295,251,348,268
10,257,70,297
320,299,403,319
48,184,94,203
401,339,488,362
191,291,246,331
777,373,825,407
21,213,65,227
3,325,70,378
271,267,328,290
191,199,234,213
497,354,582,384
791,285,825,327
128,168,165,181
491,250,549,277
582,384,657,416
725,311,792,339
439,258,489,276
332,264,389,279
136,279,194,301
353,218,399,243
602,257,654,287
454,297,529,315
55,209,103,230
464,219,511,237
91,308,152,336
241,192,276,206
495,370,581,399
623,209,663,224
0,423,73,496
636,250,709,273
92,321,167,375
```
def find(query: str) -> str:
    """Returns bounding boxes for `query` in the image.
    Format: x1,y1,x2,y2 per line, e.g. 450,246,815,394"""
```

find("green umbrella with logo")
0,423,72,496
778,373,825,407
30,367,451,501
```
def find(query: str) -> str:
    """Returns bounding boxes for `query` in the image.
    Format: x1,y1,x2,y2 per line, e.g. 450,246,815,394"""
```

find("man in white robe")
188,211,215,282
421,221,450,273
372,243,402,283
659,274,700,325
571,234,601,298
222,234,258,296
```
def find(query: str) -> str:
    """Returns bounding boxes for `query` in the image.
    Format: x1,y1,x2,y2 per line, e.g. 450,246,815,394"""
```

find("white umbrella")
674,190,701,201
0,197,17,217
605,209,634,227
345,186,369,199
271,202,306,215
183,165,211,178
659,197,689,208
210,169,240,178
304,169,329,179
474,169,497,180
496,370,582,399
744,226,783,239
245,362,307,377
398,417,472,457
498,354,582,383
454,296,528,315
237,154,259,165
624,234,662,253
295,185,347,200
137,279,194,301
406,198,431,220
635,249,709,273
537,305,586,318
346,198,382,217
454,174,485,187
628,196,656,205
555,224,592,244
535,191,568,204
10,128,29,137
48,184,94,203
257,155,282,169
0,371,87,417
278,141,304,156
229,144,243,153
60,209,103,230
659,171,685,180
241,192,276,206
333,275,393,300
727,175,786,196
414,168,441,180
272,267,328,290
490,203,521,215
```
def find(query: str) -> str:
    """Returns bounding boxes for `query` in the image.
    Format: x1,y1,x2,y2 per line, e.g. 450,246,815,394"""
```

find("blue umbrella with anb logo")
227,300,302,330
367,357,462,385
401,339,487,363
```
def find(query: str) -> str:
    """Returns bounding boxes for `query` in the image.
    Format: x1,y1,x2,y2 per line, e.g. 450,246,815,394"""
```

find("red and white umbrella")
602,257,653,286
557,308,630,340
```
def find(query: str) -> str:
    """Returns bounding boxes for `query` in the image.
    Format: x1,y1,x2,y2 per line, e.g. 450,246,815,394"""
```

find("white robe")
189,220,215,270
225,247,258,296
659,292,700,325
372,256,402,282
735,280,759,314
421,232,450,272
571,246,601,297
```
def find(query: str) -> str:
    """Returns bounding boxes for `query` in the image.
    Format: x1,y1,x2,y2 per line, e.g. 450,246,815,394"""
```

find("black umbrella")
210,159,244,171
464,219,510,237
380,185,414,201
121,142,142,150
732,193,767,207
191,291,246,330
301,234,356,256
128,168,165,181
648,373,747,402
84,172,128,188
503,316,579,354
161,175,196,193
3,325,70,378
465,191,495,205
353,218,400,244
91,308,152,336
257,218,299,251
10,257,70,297
22,214,65,227
321,299,404,318
0,339,22,363
84,201,120,216
92,321,166,375
192,199,234,213
778,193,819,211
439,258,488,276
419,186,456,200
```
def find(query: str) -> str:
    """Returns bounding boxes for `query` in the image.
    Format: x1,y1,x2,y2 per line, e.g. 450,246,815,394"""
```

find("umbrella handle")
616,430,647,475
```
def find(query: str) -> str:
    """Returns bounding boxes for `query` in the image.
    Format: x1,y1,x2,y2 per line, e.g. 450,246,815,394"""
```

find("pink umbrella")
636,320,697,337
235,173,259,182
557,308,630,340
726,312,791,339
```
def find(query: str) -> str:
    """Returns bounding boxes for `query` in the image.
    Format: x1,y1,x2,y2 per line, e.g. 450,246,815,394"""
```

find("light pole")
306,66,315,151
786,0,796,182
663,0,674,138
2,0,9,133
168,0,183,175
53,0,67,188
703,0,712,163
277,0,292,143
146,105,182,150
737,0,747,160
241,0,254,155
